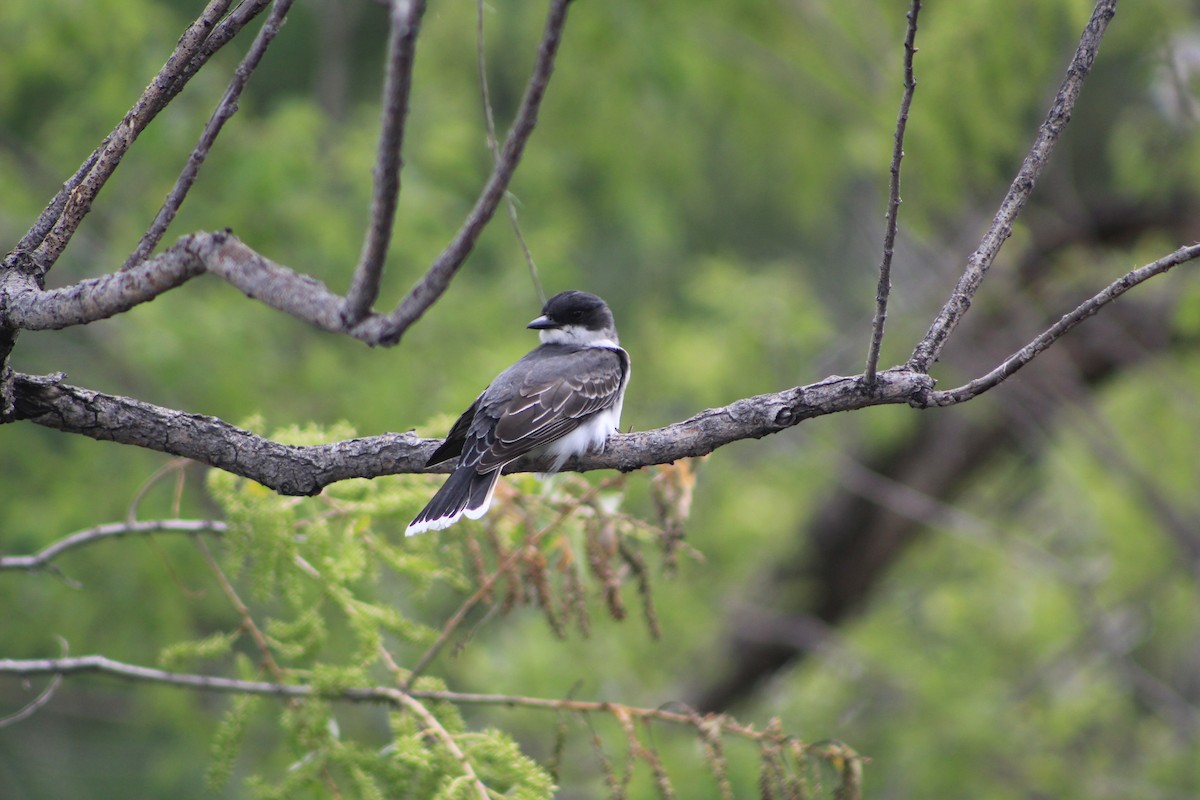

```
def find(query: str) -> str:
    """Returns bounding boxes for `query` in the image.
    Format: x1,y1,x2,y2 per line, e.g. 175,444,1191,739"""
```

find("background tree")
2,0,1199,797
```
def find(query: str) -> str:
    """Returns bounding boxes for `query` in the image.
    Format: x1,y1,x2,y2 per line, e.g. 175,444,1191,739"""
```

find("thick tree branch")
121,0,296,270
865,0,920,385
8,368,932,495
0,244,206,330
907,0,1118,372
342,0,428,324
925,243,1200,406
7,371,429,495
5,233,356,335
0,231,456,341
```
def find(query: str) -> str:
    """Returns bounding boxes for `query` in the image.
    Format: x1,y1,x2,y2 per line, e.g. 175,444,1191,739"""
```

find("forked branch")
122,0,297,270
925,243,1200,406
19,0,272,277
908,0,1119,372
375,0,573,344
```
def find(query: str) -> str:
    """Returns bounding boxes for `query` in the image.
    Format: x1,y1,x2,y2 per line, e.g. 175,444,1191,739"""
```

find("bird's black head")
528,291,614,333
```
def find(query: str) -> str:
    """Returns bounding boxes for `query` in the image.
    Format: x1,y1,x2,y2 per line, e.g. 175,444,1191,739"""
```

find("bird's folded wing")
472,348,625,471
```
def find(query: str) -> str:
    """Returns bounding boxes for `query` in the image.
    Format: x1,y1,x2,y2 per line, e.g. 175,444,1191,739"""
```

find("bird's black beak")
527,314,557,330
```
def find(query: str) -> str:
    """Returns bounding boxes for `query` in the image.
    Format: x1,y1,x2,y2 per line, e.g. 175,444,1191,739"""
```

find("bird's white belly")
543,404,621,471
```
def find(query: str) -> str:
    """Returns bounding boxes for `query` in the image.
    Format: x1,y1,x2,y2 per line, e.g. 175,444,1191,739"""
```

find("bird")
405,290,630,536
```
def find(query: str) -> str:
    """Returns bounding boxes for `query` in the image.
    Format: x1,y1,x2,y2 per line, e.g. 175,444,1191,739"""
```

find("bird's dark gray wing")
469,346,627,471
425,394,482,467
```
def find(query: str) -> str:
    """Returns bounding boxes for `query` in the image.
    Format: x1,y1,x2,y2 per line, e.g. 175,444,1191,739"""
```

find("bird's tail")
405,466,500,536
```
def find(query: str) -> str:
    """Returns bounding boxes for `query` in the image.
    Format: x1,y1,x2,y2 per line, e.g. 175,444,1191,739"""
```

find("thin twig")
476,0,545,305
908,0,1119,373
0,519,227,572
376,0,572,344
122,0,297,270
0,638,69,729
925,243,1200,406
125,458,192,522
0,654,827,749
194,538,285,679
864,0,921,385
342,0,429,323
0,674,62,729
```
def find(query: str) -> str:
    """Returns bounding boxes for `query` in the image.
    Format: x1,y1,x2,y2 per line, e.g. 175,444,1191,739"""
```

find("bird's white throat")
538,325,619,349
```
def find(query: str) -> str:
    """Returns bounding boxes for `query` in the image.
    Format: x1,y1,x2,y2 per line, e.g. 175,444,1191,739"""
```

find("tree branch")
924,243,1200,406
4,232,352,335
4,228,1189,497
121,0,296,270
1,240,206,330
0,654,848,752
8,367,932,495
342,0,429,324
8,152,100,263
0,231,436,341
6,369,428,495
22,0,260,276
0,519,226,572
5,0,565,348
907,0,1119,373
3,0,272,275
865,0,920,385
373,0,573,345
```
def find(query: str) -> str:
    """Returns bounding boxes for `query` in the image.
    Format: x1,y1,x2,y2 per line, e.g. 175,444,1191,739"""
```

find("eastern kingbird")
406,291,630,536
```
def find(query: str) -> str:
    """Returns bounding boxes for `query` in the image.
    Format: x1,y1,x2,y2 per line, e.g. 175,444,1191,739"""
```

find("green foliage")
124,424,793,798
208,694,263,791
159,628,241,670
